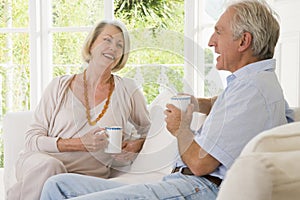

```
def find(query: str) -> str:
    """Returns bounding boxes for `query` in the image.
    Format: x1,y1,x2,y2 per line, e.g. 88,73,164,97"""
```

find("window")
1,0,225,113
115,0,185,103
0,0,226,167
0,0,30,115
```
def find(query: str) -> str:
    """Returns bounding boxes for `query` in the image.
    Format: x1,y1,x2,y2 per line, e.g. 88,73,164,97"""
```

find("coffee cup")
104,126,122,153
169,95,191,111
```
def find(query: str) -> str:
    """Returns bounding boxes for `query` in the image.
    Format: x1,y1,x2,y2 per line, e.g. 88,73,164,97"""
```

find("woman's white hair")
82,19,130,72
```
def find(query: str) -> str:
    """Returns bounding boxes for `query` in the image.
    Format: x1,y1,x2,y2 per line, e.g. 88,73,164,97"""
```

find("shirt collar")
226,59,276,84
226,74,236,85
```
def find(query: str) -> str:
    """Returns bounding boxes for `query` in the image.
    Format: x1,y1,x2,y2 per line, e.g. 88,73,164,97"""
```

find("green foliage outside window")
52,0,104,27
0,0,186,168
0,0,219,167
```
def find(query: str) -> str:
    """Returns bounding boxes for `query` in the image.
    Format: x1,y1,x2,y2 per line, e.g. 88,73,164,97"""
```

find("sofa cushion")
217,151,300,200
217,122,300,200
111,90,207,183
241,122,300,154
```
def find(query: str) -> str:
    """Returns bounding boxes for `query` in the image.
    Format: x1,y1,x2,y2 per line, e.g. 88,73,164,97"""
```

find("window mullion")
184,0,205,96
104,0,114,19
29,0,42,108
41,0,53,99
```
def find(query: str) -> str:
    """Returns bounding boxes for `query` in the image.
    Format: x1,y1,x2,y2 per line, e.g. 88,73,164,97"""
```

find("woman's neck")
85,66,112,88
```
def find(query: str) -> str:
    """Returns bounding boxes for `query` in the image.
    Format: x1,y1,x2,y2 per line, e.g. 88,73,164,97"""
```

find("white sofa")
217,115,300,200
3,93,300,199
2,91,206,197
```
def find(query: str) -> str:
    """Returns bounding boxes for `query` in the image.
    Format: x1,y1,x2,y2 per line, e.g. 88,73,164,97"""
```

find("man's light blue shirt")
175,59,287,179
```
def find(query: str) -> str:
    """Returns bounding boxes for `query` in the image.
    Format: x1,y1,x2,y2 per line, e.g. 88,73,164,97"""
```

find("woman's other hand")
111,138,145,163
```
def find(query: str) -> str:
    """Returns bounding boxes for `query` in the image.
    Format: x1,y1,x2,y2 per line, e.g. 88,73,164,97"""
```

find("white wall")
274,0,300,107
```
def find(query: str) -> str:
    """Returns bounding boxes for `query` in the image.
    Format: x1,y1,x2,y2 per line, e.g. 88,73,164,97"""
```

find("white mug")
104,126,122,153
169,95,191,111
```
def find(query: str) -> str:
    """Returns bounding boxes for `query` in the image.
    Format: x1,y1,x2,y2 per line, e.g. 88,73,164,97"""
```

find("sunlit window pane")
115,0,185,103
0,0,29,28
12,33,29,64
52,32,88,76
52,0,104,27
0,32,29,66
52,32,87,65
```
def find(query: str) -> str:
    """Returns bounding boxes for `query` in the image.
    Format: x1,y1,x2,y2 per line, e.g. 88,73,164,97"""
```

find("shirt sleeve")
195,83,268,169
285,100,294,123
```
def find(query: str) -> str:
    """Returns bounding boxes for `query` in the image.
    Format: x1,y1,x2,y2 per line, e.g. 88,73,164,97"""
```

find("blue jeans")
40,172,219,200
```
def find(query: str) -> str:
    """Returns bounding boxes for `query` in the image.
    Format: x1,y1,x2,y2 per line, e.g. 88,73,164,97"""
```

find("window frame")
28,0,204,108
29,0,113,107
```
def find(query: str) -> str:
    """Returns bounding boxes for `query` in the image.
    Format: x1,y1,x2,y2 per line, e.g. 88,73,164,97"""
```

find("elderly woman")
7,20,151,200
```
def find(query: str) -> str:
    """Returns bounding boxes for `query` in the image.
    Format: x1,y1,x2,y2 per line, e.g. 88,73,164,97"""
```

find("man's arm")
165,104,220,176
195,96,218,115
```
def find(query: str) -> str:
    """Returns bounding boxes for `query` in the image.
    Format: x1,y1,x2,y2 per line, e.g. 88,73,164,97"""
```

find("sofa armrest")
3,111,33,193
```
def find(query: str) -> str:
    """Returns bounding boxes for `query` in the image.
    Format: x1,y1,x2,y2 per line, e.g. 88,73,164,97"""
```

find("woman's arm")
57,129,108,152
24,77,63,152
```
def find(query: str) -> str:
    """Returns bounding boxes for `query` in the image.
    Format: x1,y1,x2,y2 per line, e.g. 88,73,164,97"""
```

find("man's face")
208,8,242,73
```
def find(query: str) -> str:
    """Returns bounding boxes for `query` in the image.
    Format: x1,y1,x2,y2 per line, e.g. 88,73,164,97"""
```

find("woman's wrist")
57,138,85,152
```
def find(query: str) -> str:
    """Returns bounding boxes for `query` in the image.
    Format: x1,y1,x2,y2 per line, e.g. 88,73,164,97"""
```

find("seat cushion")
217,151,300,200
217,122,300,200
241,122,300,154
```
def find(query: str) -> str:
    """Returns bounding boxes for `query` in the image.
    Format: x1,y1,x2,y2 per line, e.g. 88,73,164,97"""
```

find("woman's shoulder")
48,75,74,87
53,74,74,83
44,75,75,95
114,75,138,88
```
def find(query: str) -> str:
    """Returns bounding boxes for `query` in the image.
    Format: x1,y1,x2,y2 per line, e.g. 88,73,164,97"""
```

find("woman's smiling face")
90,25,124,69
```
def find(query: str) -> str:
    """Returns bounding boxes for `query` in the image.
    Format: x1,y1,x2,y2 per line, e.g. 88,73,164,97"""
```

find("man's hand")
176,93,217,115
197,96,217,115
164,103,194,136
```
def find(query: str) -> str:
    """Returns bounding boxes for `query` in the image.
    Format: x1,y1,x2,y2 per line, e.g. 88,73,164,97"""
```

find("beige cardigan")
24,74,151,152
9,75,151,200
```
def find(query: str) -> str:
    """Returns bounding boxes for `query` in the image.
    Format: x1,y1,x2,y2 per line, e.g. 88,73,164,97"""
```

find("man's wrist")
174,127,192,138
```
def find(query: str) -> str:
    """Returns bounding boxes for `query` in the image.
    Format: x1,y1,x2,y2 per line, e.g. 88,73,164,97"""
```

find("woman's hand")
80,128,109,152
57,128,108,152
111,138,145,163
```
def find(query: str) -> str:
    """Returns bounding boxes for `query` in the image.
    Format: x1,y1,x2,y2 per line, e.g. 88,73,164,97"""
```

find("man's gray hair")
228,0,280,59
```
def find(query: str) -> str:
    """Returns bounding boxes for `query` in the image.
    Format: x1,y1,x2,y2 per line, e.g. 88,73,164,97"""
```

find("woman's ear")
238,32,252,52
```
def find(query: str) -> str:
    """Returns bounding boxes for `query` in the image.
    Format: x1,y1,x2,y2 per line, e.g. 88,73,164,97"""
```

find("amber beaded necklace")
83,69,114,126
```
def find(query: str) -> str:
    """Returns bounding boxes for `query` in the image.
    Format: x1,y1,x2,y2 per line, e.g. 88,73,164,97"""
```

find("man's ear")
238,32,252,52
